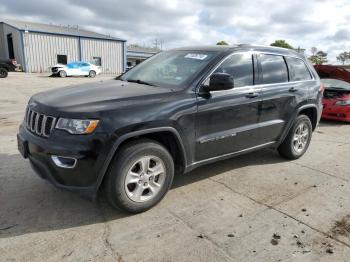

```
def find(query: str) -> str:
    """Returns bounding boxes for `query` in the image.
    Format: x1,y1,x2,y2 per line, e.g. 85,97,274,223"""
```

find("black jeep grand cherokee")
18,45,323,213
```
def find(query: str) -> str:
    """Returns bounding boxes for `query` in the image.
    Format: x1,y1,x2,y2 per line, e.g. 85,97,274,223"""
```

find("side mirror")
204,73,234,92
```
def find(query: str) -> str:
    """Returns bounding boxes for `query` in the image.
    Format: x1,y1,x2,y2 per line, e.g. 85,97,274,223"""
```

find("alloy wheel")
124,156,166,203
292,122,309,154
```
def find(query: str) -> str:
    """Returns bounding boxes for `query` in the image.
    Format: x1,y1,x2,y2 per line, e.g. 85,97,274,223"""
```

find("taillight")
319,83,325,94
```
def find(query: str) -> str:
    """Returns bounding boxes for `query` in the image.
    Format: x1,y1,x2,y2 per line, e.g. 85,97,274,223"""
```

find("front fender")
93,126,187,193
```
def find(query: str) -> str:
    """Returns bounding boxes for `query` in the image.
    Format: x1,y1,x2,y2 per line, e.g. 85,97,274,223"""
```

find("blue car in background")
51,61,102,78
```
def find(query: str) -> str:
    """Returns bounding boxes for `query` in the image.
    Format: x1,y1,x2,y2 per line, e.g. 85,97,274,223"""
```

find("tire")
89,70,96,78
59,70,67,77
278,115,313,160
0,68,8,78
104,139,174,213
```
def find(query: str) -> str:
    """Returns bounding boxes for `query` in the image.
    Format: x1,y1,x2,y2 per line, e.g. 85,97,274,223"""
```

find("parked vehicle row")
17,45,323,213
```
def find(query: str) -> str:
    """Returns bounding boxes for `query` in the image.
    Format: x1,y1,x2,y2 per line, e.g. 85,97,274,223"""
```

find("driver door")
195,52,262,162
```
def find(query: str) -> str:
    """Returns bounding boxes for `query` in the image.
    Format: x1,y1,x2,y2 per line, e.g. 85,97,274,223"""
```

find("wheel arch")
297,104,318,131
95,127,187,192
277,104,319,147
0,64,10,70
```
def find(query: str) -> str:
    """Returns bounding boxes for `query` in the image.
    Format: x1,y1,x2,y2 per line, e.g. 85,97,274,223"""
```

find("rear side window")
260,54,288,84
214,53,254,87
285,57,312,81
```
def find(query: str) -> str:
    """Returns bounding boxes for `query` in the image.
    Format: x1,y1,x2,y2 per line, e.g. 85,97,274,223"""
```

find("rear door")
79,62,91,75
257,54,311,144
195,52,262,162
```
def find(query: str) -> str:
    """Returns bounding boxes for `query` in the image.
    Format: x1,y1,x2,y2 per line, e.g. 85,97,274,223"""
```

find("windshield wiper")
127,79,157,87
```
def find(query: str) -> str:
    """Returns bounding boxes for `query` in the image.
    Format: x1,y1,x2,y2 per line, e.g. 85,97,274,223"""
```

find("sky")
1,0,350,63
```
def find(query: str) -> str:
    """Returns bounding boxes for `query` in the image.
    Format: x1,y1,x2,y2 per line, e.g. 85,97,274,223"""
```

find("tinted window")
260,54,288,84
214,53,253,87
285,57,312,81
67,62,79,69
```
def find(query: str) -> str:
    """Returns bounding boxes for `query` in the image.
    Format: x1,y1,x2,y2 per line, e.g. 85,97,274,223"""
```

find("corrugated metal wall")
0,24,6,60
81,38,123,74
0,24,24,68
23,32,80,73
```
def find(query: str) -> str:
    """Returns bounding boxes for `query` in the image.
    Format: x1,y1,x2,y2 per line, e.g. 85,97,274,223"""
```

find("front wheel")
89,70,96,78
278,115,312,160
59,70,67,77
0,68,8,78
104,139,174,213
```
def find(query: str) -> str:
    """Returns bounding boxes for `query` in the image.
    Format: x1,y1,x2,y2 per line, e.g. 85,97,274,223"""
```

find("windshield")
321,78,350,90
120,50,218,88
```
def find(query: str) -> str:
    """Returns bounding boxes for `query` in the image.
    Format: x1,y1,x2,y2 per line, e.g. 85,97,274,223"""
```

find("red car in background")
314,65,350,122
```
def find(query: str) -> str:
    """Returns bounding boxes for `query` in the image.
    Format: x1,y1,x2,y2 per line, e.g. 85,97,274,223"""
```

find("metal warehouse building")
127,45,160,68
0,20,126,74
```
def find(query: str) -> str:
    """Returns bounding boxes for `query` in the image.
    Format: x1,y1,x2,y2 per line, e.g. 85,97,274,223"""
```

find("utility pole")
153,39,163,50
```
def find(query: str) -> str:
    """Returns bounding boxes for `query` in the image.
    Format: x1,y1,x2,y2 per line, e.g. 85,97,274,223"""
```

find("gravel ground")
1,72,350,262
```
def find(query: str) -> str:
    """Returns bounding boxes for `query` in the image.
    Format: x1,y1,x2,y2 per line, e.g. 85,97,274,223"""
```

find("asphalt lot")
1,72,350,261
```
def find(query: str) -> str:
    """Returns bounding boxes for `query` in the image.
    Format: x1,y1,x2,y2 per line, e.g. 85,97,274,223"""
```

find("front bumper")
322,102,350,122
18,124,112,198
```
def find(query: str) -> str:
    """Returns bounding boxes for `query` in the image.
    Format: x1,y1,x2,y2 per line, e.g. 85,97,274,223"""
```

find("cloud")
1,0,350,62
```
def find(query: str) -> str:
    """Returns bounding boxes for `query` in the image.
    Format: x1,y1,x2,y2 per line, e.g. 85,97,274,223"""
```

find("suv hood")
31,80,175,114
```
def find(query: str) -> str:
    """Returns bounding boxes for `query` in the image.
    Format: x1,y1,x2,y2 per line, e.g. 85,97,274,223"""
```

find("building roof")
127,45,160,54
2,20,126,42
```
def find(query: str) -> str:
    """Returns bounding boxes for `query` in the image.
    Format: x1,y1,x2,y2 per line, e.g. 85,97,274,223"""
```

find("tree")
309,50,328,65
310,47,318,56
216,40,229,45
270,40,293,49
336,52,350,65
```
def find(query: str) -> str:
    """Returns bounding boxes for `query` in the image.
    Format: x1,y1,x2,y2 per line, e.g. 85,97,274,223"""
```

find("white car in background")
51,61,102,78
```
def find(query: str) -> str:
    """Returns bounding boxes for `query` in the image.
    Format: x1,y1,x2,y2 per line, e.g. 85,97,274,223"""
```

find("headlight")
56,118,99,134
335,100,350,106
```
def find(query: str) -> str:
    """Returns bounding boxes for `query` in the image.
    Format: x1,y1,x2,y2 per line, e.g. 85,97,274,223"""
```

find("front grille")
25,107,57,137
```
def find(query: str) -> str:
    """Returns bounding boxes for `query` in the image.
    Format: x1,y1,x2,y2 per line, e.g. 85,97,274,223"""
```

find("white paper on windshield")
184,53,208,60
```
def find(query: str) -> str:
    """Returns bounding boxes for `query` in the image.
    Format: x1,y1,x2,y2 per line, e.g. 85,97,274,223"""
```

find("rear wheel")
89,70,96,78
0,68,8,78
278,115,312,159
59,70,67,77
104,139,174,213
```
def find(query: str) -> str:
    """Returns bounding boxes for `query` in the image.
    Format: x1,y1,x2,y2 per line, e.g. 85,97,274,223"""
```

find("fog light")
51,155,77,168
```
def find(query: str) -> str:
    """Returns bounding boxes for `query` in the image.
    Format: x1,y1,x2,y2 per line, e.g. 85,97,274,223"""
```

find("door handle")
246,92,259,98
289,87,298,93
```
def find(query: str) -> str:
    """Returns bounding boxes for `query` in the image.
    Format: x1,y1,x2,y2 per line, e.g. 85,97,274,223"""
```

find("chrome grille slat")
25,107,56,138
42,115,48,137
25,108,31,129
30,112,36,131
50,117,56,133
34,113,40,134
